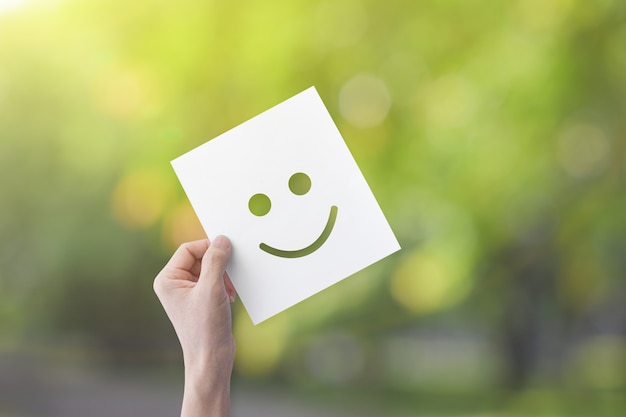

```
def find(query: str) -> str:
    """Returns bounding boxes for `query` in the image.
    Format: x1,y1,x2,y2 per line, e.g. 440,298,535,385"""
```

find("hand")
154,236,236,417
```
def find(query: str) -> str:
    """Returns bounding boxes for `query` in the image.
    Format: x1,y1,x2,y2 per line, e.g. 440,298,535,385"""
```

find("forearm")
155,237,236,417
181,364,232,417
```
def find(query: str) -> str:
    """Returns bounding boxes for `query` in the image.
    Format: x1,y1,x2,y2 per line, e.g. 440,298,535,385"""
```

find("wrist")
184,354,234,388
182,335,236,375
181,373,231,417
182,352,233,417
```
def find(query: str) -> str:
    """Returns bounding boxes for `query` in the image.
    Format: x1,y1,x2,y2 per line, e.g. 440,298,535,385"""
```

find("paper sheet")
171,87,400,324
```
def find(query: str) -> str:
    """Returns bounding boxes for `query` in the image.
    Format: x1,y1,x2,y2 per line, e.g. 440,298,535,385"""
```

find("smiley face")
248,172,338,258
172,87,401,324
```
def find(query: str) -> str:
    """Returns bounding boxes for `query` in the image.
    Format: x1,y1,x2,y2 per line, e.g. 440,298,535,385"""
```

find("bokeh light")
111,168,174,229
339,73,391,128
2,0,626,415
557,123,611,179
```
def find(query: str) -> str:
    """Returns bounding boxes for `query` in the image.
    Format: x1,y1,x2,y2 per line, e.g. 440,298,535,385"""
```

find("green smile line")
259,205,338,258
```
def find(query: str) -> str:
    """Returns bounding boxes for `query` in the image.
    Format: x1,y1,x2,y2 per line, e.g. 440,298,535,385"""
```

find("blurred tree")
0,0,625,405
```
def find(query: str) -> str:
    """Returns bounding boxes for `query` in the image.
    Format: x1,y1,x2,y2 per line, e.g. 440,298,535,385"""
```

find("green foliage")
1,0,625,405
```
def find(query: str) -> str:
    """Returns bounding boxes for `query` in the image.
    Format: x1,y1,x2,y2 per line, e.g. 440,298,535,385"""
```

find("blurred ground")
1,351,625,417
0,352,382,417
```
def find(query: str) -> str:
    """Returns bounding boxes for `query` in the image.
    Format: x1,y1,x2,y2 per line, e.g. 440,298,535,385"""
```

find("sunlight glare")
0,0,26,14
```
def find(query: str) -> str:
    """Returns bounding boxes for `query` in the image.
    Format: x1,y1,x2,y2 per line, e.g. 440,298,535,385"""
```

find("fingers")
154,239,211,297
224,272,237,303
199,235,232,293
154,237,237,304
165,239,210,273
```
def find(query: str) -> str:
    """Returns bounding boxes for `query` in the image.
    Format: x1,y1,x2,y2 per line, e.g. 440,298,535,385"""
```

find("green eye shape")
249,193,271,216
289,172,311,195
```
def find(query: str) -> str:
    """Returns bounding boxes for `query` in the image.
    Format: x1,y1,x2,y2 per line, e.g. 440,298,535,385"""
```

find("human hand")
153,236,236,417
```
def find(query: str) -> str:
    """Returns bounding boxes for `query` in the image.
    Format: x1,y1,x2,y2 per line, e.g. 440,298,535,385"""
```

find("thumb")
199,235,232,293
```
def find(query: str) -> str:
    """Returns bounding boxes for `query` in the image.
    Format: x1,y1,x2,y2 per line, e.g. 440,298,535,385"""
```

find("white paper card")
171,87,400,324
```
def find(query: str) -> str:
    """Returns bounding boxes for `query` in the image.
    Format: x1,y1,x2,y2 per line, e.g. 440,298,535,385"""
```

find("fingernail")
229,293,236,303
212,235,230,250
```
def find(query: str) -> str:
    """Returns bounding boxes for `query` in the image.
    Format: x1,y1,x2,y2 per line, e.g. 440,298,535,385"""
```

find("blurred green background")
1,0,625,416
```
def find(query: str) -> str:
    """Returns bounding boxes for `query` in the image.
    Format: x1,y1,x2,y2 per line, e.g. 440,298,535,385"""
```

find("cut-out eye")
289,172,311,195
249,193,271,216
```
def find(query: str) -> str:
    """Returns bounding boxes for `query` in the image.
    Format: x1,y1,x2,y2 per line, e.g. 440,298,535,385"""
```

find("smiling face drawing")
171,87,401,324
248,172,338,258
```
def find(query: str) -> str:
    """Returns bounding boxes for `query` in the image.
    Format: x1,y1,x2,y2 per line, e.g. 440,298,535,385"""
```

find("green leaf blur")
1,0,625,415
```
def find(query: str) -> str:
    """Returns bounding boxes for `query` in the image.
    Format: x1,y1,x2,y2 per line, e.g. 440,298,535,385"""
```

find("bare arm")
153,236,236,417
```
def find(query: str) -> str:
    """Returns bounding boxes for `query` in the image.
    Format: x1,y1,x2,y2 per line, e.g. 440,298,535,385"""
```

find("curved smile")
259,205,338,258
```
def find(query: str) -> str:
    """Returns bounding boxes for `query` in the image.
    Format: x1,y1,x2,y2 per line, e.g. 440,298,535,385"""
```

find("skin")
153,236,236,417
